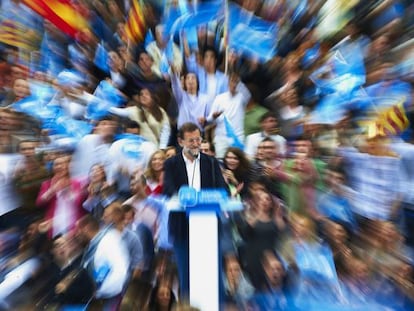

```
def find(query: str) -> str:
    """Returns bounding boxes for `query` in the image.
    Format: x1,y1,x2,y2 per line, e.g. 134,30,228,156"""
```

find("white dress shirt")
244,132,287,159
92,228,130,298
182,152,201,191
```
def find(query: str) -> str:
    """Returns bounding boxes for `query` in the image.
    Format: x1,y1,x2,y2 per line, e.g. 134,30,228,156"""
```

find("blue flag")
224,116,244,149
93,41,110,74
227,2,277,62
144,28,155,48
54,116,93,140
310,39,366,95
169,0,222,35
86,81,127,120
12,96,63,134
302,43,320,69
294,242,338,282
309,93,348,125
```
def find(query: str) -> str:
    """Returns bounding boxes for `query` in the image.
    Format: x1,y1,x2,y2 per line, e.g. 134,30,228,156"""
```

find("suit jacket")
163,152,227,197
162,152,228,241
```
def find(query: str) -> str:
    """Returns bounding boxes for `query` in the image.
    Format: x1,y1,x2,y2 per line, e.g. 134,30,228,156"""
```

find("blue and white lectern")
167,187,242,311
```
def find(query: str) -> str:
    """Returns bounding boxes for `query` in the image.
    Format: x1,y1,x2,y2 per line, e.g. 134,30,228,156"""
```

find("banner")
22,0,89,39
125,0,146,44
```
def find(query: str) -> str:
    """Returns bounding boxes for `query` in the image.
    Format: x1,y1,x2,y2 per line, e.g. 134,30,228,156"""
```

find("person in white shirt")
205,72,251,158
170,69,212,131
244,111,287,160
184,44,229,101
76,214,130,310
70,115,119,183
102,201,144,280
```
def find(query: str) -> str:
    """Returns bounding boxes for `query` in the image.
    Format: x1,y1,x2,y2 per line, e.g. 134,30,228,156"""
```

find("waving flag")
125,0,146,44
168,0,223,35
302,43,320,69
294,242,338,282
229,22,277,62
226,2,278,62
12,96,64,134
375,100,410,137
0,19,33,50
86,80,127,120
0,1,42,52
224,116,244,149
54,116,93,139
93,41,110,74
159,36,176,75
22,0,89,39
310,37,366,96
309,93,348,125
162,0,191,32
144,28,155,49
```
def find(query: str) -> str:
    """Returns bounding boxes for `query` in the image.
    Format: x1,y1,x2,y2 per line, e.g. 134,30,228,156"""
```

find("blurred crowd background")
1,0,414,310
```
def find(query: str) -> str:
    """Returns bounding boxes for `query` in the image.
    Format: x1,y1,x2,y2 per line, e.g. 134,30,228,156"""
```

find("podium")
167,187,243,311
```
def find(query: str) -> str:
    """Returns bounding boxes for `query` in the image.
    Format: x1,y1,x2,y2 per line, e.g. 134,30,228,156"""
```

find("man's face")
130,171,146,195
13,79,30,98
124,210,135,226
263,255,285,286
294,140,311,157
229,75,239,94
108,51,123,71
95,120,118,138
102,206,115,225
19,141,37,158
261,117,278,133
179,129,202,157
200,142,214,156
262,141,278,160
203,51,216,73
225,258,241,283
184,73,198,92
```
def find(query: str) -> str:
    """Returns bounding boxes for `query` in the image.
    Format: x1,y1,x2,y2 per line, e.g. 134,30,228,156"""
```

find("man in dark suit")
163,122,228,300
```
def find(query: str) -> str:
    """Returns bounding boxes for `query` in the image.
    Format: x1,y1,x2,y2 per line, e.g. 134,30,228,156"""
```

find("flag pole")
224,0,229,75
225,46,229,75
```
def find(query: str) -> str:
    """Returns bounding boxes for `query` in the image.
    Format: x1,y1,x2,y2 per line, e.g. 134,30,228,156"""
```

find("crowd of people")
1,0,414,310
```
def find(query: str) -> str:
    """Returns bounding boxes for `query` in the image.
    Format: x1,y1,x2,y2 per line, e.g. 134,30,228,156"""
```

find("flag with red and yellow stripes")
377,100,410,136
0,19,33,50
21,0,89,39
125,0,146,44
367,99,410,138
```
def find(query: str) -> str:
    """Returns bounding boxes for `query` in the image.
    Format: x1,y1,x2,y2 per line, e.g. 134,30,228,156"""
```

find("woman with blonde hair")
145,149,166,195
